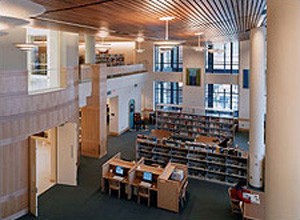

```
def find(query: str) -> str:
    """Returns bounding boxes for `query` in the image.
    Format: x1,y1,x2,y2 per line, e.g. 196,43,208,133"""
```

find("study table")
101,152,188,212
195,135,220,145
243,191,265,220
150,130,172,139
101,153,137,198
130,164,164,192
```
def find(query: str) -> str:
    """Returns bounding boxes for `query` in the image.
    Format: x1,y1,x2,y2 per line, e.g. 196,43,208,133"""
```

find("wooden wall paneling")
81,64,107,158
0,140,29,220
0,66,79,219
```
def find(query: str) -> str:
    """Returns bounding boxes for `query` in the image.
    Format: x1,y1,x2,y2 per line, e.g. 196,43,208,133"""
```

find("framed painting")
186,68,201,86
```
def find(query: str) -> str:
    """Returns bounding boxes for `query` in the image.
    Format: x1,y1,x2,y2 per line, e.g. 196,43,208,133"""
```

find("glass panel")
154,45,183,72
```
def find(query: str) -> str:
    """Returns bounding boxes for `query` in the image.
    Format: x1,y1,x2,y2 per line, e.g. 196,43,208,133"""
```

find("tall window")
154,45,183,72
155,81,183,107
27,28,60,92
205,42,239,74
205,84,239,117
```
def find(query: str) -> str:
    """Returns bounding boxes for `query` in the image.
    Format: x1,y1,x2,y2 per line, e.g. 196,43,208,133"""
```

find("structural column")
249,27,266,188
266,1,300,219
84,34,96,64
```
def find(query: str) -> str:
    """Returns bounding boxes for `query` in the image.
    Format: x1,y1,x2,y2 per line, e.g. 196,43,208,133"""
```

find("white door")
29,137,38,217
57,123,77,186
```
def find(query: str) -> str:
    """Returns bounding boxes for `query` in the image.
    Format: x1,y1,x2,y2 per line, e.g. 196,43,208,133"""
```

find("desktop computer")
143,172,152,182
115,166,124,176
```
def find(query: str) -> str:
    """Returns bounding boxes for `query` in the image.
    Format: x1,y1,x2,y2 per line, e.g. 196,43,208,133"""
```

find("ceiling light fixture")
0,0,46,19
0,15,29,30
136,36,145,53
14,43,37,51
155,16,184,52
193,32,206,52
97,28,111,53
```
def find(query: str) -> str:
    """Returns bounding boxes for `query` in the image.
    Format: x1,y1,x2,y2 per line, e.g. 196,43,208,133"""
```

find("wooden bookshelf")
136,134,248,186
96,53,125,66
156,104,236,139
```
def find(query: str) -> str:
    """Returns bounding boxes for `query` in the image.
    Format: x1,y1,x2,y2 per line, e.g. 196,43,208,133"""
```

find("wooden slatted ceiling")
32,0,266,42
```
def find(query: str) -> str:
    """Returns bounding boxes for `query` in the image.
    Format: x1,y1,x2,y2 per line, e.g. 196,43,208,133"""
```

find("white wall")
107,42,136,65
0,27,27,71
182,46,205,107
239,40,250,130
206,73,238,85
107,73,148,134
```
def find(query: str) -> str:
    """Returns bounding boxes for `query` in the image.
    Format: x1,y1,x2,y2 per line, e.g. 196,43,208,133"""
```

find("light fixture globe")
0,0,46,19
0,15,29,30
136,36,145,53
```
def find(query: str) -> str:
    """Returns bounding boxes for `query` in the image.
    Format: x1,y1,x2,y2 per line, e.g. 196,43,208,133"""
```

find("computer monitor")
143,172,152,182
115,166,124,176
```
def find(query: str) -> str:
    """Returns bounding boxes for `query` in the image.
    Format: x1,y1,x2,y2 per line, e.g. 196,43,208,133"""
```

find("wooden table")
150,130,172,139
195,135,220,145
243,191,265,220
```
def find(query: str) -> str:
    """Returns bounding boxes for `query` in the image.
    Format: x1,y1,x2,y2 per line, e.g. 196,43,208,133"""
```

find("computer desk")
243,191,265,220
128,163,164,200
101,152,137,198
158,162,188,212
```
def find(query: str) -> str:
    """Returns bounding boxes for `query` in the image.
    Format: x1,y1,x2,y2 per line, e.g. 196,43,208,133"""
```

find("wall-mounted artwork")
243,69,250,89
186,68,201,86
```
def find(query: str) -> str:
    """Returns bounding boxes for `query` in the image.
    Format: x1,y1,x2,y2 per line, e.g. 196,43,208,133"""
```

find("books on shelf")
136,134,248,186
156,107,236,140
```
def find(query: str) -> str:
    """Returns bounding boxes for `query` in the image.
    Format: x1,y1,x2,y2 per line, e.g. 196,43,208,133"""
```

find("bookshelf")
156,104,236,139
96,53,125,66
136,134,248,186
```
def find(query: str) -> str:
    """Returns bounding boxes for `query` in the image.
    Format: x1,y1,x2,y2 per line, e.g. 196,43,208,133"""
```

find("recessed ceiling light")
159,16,175,21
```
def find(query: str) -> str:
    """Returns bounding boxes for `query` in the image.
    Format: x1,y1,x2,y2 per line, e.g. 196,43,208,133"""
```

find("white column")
266,1,300,219
84,35,95,64
249,27,266,188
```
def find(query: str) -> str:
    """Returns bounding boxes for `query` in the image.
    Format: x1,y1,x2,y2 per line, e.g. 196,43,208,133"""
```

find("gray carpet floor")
19,128,248,220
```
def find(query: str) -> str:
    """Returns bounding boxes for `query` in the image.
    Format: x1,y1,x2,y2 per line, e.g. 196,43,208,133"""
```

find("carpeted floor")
19,128,248,220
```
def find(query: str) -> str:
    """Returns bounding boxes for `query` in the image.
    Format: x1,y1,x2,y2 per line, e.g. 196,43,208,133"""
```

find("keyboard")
139,181,152,188
113,175,124,181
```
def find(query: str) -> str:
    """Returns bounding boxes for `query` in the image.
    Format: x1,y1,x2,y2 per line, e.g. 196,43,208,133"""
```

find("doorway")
29,122,78,217
108,96,119,135
34,128,56,196
129,99,135,129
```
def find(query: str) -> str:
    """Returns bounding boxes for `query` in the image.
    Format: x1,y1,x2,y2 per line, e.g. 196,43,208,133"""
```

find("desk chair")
138,186,150,207
109,179,121,199
134,113,145,131
228,187,242,214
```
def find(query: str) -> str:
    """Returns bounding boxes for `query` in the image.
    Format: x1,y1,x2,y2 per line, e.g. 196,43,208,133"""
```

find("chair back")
138,186,150,197
228,187,242,214
109,179,120,189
